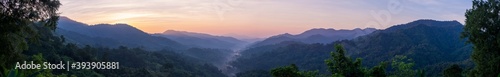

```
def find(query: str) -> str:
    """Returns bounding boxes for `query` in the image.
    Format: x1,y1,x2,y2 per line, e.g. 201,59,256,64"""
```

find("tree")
0,0,61,73
236,70,271,77
271,64,302,77
270,64,319,77
269,44,398,77
368,62,388,77
443,64,463,77
325,44,365,77
389,55,416,77
462,0,500,76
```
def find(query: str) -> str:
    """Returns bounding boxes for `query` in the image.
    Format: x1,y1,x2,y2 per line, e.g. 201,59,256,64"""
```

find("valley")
51,17,476,77
4,0,499,77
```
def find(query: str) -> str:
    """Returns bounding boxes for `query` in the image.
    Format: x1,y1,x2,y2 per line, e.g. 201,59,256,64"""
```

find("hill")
249,28,376,48
152,30,247,49
232,19,472,76
55,17,185,50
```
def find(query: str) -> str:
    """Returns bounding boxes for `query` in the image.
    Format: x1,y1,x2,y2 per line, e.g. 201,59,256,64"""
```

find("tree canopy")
325,44,364,77
462,0,500,76
267,44,427,77
0,0,61,74
443,64,463,77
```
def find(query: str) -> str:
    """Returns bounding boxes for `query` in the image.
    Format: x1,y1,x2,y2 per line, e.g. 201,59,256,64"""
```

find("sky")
59,0,472,39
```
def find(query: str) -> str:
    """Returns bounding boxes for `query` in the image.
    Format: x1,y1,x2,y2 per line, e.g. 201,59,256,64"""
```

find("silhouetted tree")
271,64,301,77
270,64,319,77
462,0,500,76
0,0,61,75
443,64,463,77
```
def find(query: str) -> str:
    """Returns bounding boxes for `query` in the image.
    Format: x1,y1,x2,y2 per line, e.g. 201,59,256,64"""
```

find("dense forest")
247,0,500,77
0,1,228,77
232,20,472,76
2,16,227,77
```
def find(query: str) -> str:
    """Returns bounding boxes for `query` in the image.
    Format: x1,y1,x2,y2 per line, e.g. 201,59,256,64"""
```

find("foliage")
443,64,463,77
462,0,500,76
325,44,365,77
270,64,319,77
389,55,416,77
0,0,61,74
233,20,472,76
245,44,440,77
270,64,302,77
368,62,388,77
236,70,271,77
1,12,227,77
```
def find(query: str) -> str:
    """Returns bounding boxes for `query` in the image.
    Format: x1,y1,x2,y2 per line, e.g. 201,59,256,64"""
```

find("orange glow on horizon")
59,0,470,39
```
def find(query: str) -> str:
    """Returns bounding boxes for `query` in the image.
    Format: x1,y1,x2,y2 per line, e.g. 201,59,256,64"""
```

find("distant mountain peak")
159,29,245,41
282,33,293,36
383,19,463,32
161,30,219,38
163,30,180,33
250,27,377,48
58,16,84,25
59,16,71,20
353,28,362,30
93,23,131,26
56,17,185,50
275,33,293,37
154,30,247,49
411,19,461,25
162,30,192,34
59,16,136,29
310,28,336,31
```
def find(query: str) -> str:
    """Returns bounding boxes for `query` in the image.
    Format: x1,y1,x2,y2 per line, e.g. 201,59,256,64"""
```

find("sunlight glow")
59,0,471,38
113,21,128,24
111,13,153,20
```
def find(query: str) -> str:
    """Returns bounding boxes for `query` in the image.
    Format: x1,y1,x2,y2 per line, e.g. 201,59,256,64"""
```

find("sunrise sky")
59,0,471,39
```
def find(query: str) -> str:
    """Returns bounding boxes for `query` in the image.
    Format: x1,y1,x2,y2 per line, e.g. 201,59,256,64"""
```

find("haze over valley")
54,16,471,76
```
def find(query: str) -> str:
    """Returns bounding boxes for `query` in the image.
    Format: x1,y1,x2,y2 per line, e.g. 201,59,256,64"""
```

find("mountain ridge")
248,28,377,48
232,19,472,76
56,16,185,50
153,30,247,49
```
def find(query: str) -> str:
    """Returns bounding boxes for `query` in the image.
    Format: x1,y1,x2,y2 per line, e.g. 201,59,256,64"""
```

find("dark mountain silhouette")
55,17,185,50
249,28,376,48
382,19,462,32
232,19,472,76
152,30,247,49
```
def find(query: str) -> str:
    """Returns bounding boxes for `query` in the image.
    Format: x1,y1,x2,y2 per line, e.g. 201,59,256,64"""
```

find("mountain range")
249,28,376,48
232,19,472,76
54,16,472,76
55,17,186,50
152,30,247,49
56,17,250,50
55,17,249,73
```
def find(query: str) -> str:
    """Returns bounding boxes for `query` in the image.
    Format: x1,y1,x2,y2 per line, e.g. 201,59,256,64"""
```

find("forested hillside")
3,0,499,77
56,17,186,50
152,30,247,49
7,22,228,77
249,28,376,48
232,20,473,76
